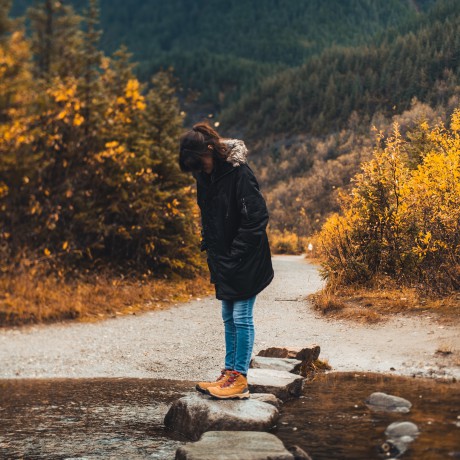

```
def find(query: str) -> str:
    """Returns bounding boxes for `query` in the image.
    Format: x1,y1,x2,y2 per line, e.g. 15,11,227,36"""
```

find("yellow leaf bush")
0,7,203,280
318,110,460,294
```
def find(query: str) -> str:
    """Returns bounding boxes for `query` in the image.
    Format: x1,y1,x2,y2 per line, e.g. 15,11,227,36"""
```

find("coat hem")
215,271,274,301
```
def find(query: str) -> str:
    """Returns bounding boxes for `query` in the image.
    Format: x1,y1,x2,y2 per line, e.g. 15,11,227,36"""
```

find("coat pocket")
216,252,245,284
240,192,266,220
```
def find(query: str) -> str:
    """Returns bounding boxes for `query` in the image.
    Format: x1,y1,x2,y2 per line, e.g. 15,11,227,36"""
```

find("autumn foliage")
0,1,202,280
318,111,460,295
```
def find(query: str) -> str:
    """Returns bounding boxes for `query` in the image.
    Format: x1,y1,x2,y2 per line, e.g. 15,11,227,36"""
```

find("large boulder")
257,346,320,363
175,431,295,460
247,368,305,401
164,394,279,441
250,356,302,374
365,392,412,413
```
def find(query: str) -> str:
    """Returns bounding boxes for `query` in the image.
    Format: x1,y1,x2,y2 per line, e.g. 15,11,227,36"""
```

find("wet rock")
164,394,279,441
379,422,419,458
365,392,412,413
247,368,305,401
385,421,419,440
250,356,303,374
250,393,283,409
287,444,313,460
378,439,408,458
175,431,294,460
257,346,320,363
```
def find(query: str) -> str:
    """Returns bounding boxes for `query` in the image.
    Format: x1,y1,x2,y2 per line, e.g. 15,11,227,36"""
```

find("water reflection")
0,373,459,459
0,378,193,459
274,372,460,459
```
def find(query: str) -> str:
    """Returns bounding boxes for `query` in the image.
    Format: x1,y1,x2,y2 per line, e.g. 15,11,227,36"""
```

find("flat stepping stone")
248,368,304,401
251,356,302,374
164,394,279,441
365,392,412,413
257,345,320,363
175,431,295,460
287,445,312,459
250,392,283,409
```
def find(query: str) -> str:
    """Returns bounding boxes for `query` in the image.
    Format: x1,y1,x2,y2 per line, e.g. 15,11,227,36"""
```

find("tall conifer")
27,0,83,80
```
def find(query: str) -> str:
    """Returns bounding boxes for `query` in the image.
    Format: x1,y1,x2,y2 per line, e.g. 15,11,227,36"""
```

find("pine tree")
0,0,14,40
27,0,83,80
80,0,103,140
142,70,201,275
0,1,35,262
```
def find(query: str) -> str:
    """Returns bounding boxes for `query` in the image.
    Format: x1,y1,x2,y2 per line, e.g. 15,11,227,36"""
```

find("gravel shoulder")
1,255,459,380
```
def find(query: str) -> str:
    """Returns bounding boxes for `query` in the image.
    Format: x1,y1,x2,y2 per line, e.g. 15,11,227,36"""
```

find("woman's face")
200,151,214,174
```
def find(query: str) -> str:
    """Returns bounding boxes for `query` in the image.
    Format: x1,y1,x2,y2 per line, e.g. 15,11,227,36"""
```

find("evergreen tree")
27,0,83,80
80,0,102,139
1,1,202,278
0,0,14,39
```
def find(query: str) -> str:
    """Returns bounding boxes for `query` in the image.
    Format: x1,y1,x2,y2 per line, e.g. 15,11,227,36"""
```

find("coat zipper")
242,197,248,218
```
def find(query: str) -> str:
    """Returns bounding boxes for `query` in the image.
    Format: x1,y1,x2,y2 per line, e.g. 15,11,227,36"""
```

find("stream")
1,373,459,459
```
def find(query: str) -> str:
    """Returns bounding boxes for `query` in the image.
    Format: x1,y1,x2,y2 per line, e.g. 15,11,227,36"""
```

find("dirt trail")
1,255,458,380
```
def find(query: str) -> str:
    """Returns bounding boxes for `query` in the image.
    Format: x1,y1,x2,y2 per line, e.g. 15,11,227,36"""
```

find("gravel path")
1,255,459,380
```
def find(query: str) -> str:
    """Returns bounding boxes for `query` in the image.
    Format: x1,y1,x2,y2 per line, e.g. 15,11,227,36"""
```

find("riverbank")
309,278,460,326
1,255,458,380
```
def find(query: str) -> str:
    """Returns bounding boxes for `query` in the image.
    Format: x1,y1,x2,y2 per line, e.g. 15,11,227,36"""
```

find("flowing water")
274,372,460,460
0,378,191,459
0,373,459,459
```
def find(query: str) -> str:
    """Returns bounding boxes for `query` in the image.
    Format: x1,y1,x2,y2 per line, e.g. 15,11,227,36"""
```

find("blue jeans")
221,295,256,374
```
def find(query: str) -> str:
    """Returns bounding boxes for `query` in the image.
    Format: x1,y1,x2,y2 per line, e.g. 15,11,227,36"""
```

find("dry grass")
310,279,460,325
435,343,454,356
302,358,333,381
268,228,310,255
310,358,332,371
0,264,214,327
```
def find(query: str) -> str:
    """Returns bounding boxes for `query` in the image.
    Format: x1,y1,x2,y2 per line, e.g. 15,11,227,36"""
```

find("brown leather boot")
206,371,250,399
195,369,232,394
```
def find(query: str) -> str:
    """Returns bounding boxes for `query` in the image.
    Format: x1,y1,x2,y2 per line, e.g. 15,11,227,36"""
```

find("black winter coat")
194,139,274,301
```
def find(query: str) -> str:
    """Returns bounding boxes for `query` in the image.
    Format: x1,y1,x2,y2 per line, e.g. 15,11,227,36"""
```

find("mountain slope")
11,0,436,106
221,0,460,138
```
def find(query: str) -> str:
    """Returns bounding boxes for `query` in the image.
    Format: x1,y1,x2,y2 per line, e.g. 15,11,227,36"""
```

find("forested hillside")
226,0,460,242
221,0,460,137
11,0,435,108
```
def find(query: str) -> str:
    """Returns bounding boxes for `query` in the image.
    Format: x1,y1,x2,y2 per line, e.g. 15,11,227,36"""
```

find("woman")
179,122,274,399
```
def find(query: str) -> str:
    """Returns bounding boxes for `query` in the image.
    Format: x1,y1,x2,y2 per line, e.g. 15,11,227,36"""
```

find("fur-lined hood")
222,138,248,167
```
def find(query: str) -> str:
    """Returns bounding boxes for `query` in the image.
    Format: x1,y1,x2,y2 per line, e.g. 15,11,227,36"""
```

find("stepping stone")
379,422,419,458
365,392,412,413
247,368,304,401
250,356,302,374
287,445,312,460
385,421,419,440
164,394,279,441
257,345,320,363
250,393,283,409
175,431,295,460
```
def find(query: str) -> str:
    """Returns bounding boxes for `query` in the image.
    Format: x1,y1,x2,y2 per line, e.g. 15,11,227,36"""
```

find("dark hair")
179,122,228,172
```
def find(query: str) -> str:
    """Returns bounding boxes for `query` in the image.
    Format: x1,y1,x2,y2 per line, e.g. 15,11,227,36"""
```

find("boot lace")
216,369,228,381
221,371,240,388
